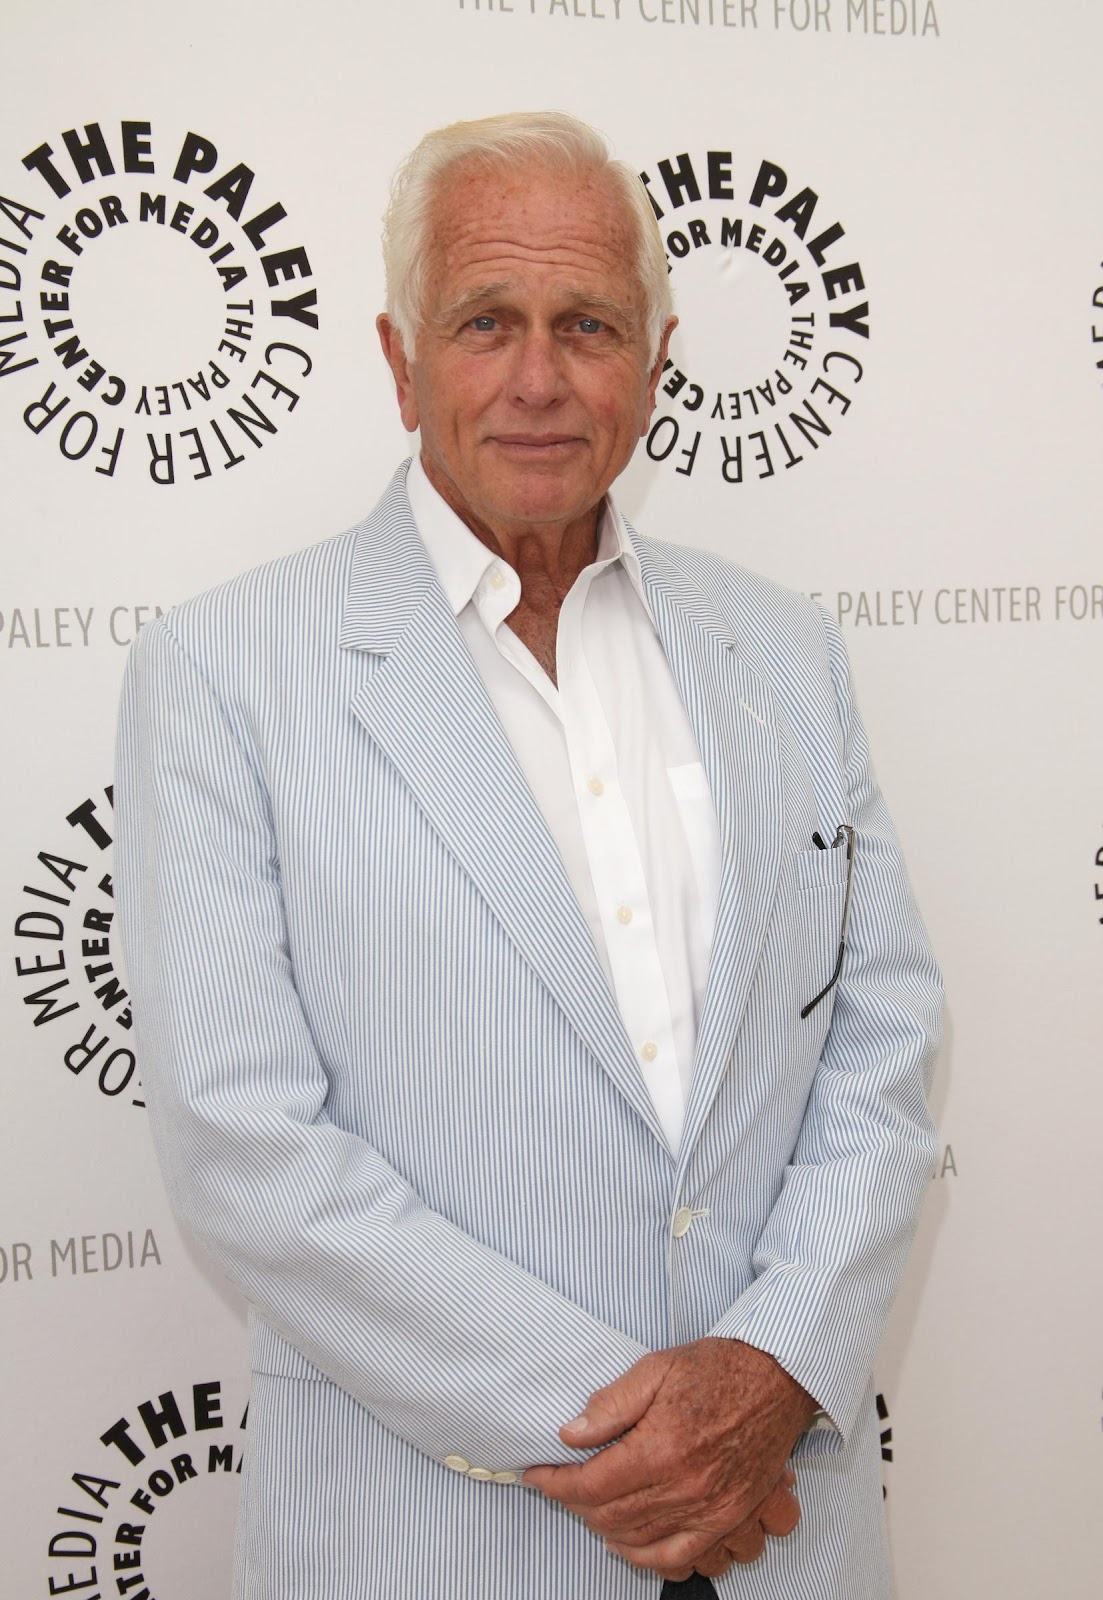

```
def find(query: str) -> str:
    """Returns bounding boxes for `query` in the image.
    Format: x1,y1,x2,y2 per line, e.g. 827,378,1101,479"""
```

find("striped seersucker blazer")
115,462,942,1600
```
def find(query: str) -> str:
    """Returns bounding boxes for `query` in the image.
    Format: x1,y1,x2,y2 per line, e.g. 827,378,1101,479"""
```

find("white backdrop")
2,2,1101,1595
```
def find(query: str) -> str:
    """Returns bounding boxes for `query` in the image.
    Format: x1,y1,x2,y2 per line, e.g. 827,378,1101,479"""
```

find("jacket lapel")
634,536,785,1166
339,470,669,1152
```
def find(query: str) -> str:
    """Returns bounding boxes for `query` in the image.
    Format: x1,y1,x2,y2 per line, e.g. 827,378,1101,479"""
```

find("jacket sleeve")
706,603,943,1444
114,615,648,1476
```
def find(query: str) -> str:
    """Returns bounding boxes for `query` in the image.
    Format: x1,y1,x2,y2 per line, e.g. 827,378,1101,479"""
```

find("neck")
422,456,603,620
479,513,601,613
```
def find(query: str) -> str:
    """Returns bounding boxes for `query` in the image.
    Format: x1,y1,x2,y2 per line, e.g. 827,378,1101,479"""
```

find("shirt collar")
405,454,647,617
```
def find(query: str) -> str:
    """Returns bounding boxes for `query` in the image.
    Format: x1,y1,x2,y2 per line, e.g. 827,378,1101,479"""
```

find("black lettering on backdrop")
638,148,870,484
1,119,320,482
44,1380,246,1596
11,788,147,1106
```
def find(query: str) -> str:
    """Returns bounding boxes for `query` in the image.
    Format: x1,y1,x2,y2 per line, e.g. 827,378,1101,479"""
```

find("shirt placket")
477,562,562,717
557,563,684,1153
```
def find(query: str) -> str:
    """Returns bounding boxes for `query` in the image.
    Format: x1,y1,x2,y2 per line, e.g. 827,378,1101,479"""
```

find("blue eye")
577,318,603,334
471,315,496,331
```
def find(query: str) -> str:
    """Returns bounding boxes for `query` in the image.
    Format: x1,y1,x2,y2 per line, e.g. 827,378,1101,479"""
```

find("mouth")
490,435,584,454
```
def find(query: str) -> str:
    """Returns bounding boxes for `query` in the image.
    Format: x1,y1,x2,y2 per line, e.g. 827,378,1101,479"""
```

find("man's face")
378,159,674,542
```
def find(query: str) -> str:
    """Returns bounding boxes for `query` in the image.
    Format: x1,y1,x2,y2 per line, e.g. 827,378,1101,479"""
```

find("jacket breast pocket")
786,844,850,1027
793,841,851,892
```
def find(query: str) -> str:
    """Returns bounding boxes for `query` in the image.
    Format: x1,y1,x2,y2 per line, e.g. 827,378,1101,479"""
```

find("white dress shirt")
407,456,721,1153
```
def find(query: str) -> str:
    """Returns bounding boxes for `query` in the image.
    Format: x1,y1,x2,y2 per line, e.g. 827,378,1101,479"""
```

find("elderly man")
115,111,942,1599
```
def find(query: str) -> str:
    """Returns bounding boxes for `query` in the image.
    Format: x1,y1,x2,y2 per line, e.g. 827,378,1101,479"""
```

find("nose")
509,327,569,408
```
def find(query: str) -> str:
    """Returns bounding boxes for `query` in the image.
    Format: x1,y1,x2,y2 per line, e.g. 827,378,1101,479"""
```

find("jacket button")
443,1455,471,1473
671,1206,694,1238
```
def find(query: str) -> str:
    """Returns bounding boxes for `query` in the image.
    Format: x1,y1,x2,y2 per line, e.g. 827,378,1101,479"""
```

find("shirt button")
468,1467,494,1481
443,1455,471,1473
490,568,508,591
587,777,605,797
671,1206,695,1238
640,1041,658,1062
492,1470,519,1485
616,905,633,925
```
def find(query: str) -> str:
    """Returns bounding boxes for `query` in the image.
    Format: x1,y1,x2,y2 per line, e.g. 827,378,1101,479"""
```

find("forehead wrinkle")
442,231,630,271
432,242,642,316
424,169,645,332
432,163,637,264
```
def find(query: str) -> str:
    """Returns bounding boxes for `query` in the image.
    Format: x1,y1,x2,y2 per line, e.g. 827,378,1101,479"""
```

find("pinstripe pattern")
115,461,942,1599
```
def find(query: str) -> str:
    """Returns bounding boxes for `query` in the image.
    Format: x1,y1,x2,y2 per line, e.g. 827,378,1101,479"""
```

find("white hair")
381,110,673,361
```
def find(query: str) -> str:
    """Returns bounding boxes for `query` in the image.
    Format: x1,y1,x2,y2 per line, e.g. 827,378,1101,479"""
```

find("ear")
641,316,678,434
377,314,420,433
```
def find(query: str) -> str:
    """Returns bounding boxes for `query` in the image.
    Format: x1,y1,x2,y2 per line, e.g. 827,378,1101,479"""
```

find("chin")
502,496,588,529
493,477,594,524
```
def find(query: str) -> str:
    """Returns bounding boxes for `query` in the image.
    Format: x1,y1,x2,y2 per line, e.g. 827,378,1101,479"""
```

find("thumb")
559,1355,666,1448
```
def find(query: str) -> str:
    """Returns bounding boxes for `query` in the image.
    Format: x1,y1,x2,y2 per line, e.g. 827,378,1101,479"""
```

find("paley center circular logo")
45,1377,246,1597
12,785,142,1106
638,148,869,484
0,118,318,484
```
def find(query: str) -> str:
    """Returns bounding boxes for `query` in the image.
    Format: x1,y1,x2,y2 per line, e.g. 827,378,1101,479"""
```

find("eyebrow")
435,283,511,327
435,283,639,332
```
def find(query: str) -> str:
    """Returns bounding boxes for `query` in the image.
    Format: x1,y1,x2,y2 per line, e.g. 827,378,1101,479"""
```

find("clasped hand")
523,1338,815,1582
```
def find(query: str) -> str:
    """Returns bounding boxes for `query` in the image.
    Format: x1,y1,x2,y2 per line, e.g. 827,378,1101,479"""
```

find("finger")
529,1443,776,1537
723,1523,768,1565
522,1459,640,1509
563,1448,797,1537
525,1431,674,1510
757,1483,800,1539
522,1465,570,1496
736,1468,797,1536
564,1467,768,1544
559,1354,667,1449
521,1460,658,1511
540,1488,691,1545
569,1489,722,1546
545,1468,766,1547
693,1542,734,1579
606,1527,719,1574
